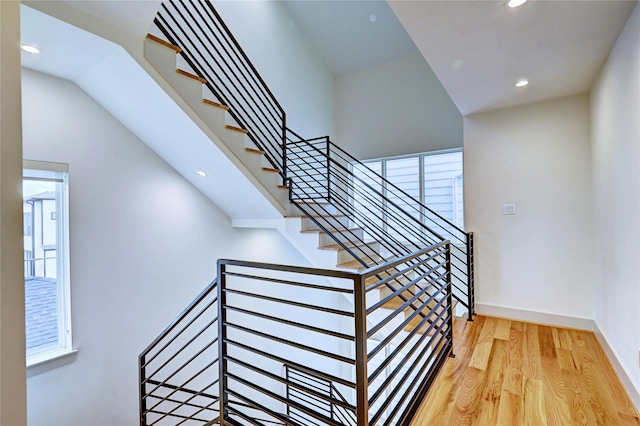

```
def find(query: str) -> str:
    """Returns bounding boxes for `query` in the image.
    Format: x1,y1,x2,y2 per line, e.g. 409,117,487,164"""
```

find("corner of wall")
594,323,640,412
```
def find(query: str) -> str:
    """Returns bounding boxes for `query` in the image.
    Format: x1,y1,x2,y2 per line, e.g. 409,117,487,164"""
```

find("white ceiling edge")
20,4,282,222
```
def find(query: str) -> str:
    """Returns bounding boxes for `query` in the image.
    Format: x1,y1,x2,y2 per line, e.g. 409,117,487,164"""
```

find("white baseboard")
593,324,640,412
475,303,594,330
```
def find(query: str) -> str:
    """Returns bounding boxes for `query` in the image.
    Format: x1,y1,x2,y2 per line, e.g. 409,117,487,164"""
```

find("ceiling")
283,0,636,115
283,0,418,75
389,0,637,115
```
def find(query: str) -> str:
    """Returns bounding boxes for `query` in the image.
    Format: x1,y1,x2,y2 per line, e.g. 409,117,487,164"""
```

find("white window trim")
23,160,74,368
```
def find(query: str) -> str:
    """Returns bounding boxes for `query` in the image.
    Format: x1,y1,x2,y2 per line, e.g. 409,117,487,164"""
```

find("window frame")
23,160,74,367
350,148,464,242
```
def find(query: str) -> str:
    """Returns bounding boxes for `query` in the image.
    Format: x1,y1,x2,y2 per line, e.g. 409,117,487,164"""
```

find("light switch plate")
503,203,516,215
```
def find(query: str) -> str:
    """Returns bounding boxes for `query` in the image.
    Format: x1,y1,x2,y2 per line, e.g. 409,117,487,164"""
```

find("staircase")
139,1,474,425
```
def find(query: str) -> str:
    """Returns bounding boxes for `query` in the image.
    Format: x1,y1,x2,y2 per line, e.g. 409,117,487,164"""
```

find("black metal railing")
217,242,453,425
139,279,220,426
140,245,452,425
285,136,474,320
154,0,288,181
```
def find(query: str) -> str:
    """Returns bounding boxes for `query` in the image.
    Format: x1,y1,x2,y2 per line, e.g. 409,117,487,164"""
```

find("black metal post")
326,137,331,202
354,275,368,426
282,115,287,183
466,232,474,321
218,261,228,423
139,355,147,426
446,243,455,358
285,365,291,419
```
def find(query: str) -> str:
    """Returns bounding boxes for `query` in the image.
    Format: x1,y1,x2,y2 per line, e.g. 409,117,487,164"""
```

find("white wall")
0,2,28,424
464,94,594,327
213,0,335,139
591,3,640,400
22,68,313,425
336,53,462,160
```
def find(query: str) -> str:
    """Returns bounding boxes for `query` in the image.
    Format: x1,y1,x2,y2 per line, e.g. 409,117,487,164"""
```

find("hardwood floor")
410,315,640,425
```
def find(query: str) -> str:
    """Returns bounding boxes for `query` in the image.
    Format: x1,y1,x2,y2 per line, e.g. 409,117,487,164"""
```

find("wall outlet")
503,203,516,215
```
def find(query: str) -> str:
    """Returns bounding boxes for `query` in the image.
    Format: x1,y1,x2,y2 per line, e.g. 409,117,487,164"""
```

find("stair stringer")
143,34,297,217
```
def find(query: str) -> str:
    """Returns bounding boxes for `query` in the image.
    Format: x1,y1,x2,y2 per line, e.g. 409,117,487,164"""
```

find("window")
23,161,73,366
351,149,464,242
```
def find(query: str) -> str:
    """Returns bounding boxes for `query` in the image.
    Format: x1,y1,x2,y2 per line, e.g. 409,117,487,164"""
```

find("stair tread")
146,34,182,52
176,69,206,84
277,185,289,190
300,226,363,234
262,167,280,173
337,255,388,270
203,99,229,110
244,147,265,155
225,125,248,134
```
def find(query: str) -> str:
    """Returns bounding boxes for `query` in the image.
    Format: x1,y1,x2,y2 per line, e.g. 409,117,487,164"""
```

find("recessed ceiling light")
20,44,41,54
369,14,377,23
196,169,207,177
507,0,527,7
515,80,529,87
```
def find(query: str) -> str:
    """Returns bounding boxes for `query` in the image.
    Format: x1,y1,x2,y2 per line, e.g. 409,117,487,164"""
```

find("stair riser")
145,38,179,80
337,242,381,264
301,215,350,232
290,202,339,217
318,229,364,246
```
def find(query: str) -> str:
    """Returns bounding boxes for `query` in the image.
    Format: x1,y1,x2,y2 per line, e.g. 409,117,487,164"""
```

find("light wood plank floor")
410,315,640,425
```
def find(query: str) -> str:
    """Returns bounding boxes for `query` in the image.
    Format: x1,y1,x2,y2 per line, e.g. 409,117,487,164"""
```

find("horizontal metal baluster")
222,287,353,317
145,346,218,414
224,305,354,341
368,294,450,391
154,380,220,425
226,376,337,426
222,270,352,293
378,330,452,425
225,321,353,365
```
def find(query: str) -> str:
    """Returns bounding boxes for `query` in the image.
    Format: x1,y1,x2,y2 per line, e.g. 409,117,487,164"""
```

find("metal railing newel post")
354,274,369,426
218,261,228,423
282,115,287,183
466,232,474,321
446,243,455,358
139,354,147,426
326,137,331,202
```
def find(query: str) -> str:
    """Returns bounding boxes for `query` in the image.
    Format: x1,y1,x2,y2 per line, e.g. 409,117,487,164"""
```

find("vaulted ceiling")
284,0,636,115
